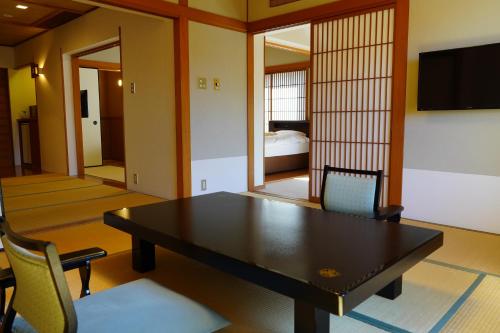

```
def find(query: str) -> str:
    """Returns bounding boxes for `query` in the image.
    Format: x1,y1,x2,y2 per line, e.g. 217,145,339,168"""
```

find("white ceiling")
265,23,310,51
80,46,121,63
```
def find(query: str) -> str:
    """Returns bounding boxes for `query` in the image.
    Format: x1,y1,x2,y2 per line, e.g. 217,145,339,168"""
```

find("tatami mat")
354,261,478,332
59,246,495,333
404,220,500,276
2,178,102,197
4,185,127,212
442,275,500,332
0,176,498,332
0,173,71,186
7,192,164,233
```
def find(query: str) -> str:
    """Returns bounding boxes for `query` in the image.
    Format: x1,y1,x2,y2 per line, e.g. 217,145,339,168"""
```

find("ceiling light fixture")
16,4,28,10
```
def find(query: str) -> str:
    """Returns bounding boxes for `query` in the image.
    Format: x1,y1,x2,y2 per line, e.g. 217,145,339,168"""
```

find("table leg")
376,276,402,300
132,236,155,273
294,300,330,333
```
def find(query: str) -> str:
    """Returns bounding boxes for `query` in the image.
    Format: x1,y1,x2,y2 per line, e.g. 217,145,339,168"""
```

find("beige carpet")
85,166,125,183
258,176,309,200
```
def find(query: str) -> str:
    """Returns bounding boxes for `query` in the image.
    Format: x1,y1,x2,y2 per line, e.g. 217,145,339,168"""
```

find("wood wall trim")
265,61,310,74
119,27,128,189
248,0,395,33
388,0,410,205
174,16,192,198
247,33,255,192
77,59,121,71
71,41,122,177
265,40,310,55
60,48,70,175
71,56,85,176
72,41,120,58
91,0,247,32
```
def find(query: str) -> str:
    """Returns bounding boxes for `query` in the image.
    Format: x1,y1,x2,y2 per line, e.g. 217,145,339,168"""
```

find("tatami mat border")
7,191,131,213
429,273,486,333
4,184,103,198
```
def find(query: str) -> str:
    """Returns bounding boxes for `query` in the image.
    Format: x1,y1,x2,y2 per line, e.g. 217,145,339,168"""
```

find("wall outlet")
133,173,139,185
201,179,207,191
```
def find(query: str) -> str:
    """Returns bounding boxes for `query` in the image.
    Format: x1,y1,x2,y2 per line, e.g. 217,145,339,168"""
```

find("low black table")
104,192,443,333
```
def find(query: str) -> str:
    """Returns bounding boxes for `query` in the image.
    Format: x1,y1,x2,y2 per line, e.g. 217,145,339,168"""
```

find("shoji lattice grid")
265,70,308,131
310,8,395,204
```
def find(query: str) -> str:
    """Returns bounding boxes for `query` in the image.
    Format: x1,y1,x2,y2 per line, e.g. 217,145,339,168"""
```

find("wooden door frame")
247,0,409,205
71,41,122,177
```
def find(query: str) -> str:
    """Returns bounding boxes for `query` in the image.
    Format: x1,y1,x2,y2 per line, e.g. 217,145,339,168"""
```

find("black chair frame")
320,166,403,222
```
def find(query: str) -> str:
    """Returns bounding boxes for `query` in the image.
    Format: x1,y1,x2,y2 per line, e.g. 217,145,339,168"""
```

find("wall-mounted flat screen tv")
418,42,500,111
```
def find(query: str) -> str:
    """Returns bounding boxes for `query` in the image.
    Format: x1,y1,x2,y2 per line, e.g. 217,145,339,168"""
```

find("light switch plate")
198,78,207,89
213,78,221,90
130,82,136,94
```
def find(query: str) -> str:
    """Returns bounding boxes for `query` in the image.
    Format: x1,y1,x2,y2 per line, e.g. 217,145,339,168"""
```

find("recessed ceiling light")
16,4,28,10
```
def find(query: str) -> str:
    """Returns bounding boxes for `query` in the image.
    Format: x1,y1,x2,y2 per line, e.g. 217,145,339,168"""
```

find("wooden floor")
0,176,499,332
264,169,308,183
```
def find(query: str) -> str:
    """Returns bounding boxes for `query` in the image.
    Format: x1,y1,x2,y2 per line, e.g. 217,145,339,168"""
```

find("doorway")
72,43,125,185
256,24,311,201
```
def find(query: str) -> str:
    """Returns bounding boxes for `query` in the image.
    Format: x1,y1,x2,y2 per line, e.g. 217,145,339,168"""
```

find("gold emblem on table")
319,268,341,278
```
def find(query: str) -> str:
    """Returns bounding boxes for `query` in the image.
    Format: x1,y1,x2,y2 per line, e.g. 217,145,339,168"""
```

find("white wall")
402,0,500,233
189,21,247,195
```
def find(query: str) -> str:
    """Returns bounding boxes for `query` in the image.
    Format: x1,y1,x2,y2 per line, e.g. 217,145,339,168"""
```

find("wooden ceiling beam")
90,0,247,32
248,0,396,33
18,0,93,14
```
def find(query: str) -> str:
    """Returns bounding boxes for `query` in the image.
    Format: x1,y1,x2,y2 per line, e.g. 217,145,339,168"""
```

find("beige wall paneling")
188,0,247,21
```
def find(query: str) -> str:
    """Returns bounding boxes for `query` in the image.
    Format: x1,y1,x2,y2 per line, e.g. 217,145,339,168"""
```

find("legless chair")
320,166,403,222
0,180,106,320
0,221,229,333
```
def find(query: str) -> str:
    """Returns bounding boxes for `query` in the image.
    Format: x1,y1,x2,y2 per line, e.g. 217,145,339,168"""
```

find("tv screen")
418,42,500,111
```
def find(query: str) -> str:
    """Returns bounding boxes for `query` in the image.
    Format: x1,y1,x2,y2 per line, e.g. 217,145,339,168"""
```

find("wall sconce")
31,63,39,78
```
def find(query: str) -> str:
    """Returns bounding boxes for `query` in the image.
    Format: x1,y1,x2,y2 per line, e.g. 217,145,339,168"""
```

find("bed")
265,120,309,174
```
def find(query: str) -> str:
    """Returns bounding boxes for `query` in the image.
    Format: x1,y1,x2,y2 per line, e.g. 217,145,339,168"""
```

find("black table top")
105,192,442,314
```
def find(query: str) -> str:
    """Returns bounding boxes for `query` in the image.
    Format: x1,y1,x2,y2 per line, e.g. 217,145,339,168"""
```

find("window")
265,69,308,131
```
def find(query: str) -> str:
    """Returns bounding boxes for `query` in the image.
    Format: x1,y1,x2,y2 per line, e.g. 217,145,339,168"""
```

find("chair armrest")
0,247,107,289
375,205,404,222
59,247,107,271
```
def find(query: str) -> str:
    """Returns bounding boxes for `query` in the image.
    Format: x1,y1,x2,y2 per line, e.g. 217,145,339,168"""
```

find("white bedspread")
265,130,309,157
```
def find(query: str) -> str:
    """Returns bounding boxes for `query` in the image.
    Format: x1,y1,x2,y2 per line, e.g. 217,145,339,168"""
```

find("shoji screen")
310,8,395,204
265,70,308,131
